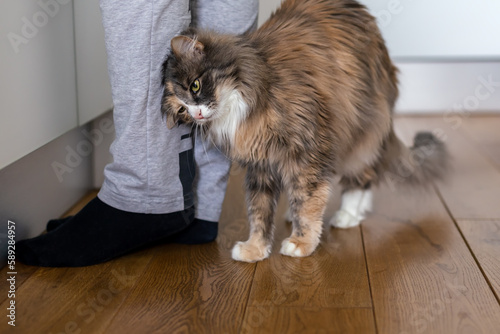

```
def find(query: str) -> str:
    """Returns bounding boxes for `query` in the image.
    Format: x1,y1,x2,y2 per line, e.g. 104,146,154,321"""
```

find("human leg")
17,0,196,266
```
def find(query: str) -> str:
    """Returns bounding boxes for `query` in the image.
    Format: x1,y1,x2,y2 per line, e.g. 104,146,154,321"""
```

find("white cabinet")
74,0,113,125
0,0,113,170
0,0,78,170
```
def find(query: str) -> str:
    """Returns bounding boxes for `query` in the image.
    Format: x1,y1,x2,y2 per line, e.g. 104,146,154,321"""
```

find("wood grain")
0,249,154,334
397,117,500,220
0,264,37,306
103,243,256,334
241,307,376,334
363,181,500,334
461,116,500,169
457,220,500,302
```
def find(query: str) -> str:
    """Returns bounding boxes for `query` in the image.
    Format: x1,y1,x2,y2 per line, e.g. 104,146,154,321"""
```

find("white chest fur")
210,88,249,148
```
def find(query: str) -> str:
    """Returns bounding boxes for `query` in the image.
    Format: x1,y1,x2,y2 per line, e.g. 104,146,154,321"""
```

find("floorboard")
461,116,500,169
241,307,376,334
0,249,155,334
363,183,500,334
457,220,500,303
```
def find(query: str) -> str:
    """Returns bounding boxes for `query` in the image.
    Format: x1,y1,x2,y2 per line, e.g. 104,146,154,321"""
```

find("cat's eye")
190,79,201,93
178,106,186,113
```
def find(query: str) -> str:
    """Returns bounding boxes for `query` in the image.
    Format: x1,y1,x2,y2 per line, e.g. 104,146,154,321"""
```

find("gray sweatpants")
98,0,258,220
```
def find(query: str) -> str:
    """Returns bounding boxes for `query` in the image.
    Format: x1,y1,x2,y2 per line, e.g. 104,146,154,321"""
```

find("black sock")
17,197,194,267
163,218,218,245
46,214,218,244
46,217,72,232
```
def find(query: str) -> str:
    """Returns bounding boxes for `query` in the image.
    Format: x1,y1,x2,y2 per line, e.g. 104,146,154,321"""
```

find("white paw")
280,239,305,257
231,241,271,263
330,210,364,229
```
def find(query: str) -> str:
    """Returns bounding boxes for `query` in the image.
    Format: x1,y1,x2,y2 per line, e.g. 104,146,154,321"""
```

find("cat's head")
161,32,249,136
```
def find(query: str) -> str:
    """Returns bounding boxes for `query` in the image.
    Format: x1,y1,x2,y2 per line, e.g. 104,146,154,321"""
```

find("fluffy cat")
161,0,449,262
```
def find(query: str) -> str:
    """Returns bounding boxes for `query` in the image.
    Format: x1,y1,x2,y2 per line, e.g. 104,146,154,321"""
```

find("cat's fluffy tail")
383,131,450,189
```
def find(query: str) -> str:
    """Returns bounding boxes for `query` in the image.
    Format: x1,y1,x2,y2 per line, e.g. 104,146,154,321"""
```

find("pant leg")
191,0,258,34
190,0,259,222
98,0,195,214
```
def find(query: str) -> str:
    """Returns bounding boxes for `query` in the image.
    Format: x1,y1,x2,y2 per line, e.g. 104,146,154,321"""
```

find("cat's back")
249,0,393,89
247,0,398,117
252,0,377,56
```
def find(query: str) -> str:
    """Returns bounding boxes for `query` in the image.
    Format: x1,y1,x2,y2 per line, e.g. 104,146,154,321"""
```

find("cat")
161,0,449,262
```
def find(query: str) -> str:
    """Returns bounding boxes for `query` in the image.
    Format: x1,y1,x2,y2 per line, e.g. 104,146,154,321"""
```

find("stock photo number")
7,220,17,327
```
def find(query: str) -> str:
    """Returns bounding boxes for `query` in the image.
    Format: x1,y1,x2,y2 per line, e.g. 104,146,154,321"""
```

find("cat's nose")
194,108,204,120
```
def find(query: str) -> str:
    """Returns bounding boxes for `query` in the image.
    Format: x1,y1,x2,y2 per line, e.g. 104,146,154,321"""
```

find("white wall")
362,0,500,113
363,0,500,59
259,0,500,59
258,0,282,26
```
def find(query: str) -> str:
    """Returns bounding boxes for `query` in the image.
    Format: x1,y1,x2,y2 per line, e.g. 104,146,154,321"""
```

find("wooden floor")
2,115,500,334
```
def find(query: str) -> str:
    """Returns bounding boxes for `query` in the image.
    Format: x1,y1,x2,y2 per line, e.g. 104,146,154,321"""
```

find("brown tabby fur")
161,0,449,262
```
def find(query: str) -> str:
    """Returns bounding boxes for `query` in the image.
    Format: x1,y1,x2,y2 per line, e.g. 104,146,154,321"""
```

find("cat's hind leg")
280,174,331,258
331,177,373,229
331,188,372,228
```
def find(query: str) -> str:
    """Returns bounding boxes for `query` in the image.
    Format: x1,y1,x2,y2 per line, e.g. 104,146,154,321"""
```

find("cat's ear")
166,112,177,129
162,97,178,129
171,36,204,58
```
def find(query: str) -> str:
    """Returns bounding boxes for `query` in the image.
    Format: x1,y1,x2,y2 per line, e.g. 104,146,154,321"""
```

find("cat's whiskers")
196,122,213,167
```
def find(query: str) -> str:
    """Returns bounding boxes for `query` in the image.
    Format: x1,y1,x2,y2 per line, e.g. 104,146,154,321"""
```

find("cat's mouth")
194,117,209,123
192,114,212,125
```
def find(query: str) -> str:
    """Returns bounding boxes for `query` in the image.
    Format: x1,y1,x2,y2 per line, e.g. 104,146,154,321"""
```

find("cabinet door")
74,0,113,125
0,0,78,170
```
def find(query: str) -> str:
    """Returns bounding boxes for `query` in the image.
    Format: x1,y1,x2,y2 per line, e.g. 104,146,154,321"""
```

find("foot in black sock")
17,197,193,267
46,216,72,232
46,215,218,244
164,218,218,244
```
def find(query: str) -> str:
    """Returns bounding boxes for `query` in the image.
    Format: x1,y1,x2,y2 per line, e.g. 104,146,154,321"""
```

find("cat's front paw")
280,237,318,258
330,210,364,229
232,240,271,263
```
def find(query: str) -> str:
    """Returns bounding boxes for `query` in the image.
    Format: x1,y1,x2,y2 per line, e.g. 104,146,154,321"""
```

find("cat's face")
161,35,243,130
